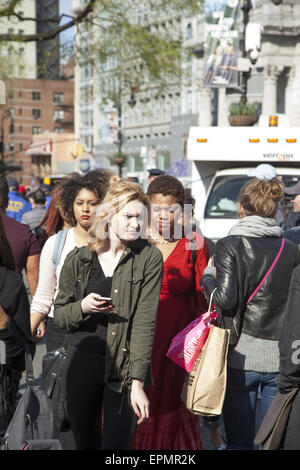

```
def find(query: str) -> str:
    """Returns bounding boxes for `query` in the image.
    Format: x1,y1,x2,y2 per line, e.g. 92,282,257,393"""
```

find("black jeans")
45,317,69,353
63,344,137,450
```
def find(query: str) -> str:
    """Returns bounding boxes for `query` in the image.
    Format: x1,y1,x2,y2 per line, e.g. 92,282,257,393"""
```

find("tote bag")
181,322,230,416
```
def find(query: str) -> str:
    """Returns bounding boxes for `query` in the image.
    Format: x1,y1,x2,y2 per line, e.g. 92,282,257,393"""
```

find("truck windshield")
204,175,250,218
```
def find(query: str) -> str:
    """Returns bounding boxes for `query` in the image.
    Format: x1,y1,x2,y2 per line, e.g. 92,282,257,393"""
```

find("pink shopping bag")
167,288,217,373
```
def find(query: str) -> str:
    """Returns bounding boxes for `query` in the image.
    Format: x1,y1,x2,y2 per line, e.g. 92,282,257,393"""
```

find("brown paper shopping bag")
181,323,230,416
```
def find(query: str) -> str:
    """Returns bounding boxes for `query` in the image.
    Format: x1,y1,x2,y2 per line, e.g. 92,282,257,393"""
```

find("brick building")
1,78,74,187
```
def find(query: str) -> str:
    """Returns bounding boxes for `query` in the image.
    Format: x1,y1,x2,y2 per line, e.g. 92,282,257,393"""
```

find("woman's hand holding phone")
81,293,114,314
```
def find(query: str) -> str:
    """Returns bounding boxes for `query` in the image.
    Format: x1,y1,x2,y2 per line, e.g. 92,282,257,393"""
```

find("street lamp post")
240,0,282,104
240,0,252,104
113,88,137,178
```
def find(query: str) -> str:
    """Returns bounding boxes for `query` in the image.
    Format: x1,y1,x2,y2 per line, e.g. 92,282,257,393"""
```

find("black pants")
63,344,137,450
283,389,300,450
45,317,69,353
45,318,76,450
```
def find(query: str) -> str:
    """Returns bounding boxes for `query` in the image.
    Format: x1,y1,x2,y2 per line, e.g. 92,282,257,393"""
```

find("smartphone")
99,296,112,306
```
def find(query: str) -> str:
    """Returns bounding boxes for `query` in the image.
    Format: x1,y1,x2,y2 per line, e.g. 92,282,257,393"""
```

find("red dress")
132,233,209,450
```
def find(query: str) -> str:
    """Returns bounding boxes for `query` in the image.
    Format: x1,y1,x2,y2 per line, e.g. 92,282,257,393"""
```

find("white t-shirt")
30,228,76,318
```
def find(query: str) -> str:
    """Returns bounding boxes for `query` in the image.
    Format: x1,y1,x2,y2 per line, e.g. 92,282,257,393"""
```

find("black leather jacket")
200,235,300,346
278,264,300,392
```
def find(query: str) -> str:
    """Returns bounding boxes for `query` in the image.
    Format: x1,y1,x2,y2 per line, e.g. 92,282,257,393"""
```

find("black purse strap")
25,353,35,386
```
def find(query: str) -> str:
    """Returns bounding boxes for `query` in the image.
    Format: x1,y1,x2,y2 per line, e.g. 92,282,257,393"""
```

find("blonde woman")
53,181,164,450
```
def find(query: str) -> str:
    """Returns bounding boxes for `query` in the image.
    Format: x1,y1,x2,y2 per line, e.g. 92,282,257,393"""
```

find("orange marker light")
268,138,278,143
197,138,207,143
286,139,297,143
269,115,278,127
249,139,260,143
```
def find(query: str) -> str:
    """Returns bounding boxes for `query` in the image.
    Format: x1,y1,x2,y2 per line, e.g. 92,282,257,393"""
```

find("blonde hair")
239,177,284,218
89,180,150,251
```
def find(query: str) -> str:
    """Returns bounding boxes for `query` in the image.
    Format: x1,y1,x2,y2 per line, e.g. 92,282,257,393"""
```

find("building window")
8,90,14,99
32,108,41,119
186,23,193,40
32,91,41,101
20,143,23,150
18,90,22,98
32,126,42,134
9,143,14,151
54,127,64,133
19,108,22,116
53,92,64,104
19,125,23,133
53,109,64,121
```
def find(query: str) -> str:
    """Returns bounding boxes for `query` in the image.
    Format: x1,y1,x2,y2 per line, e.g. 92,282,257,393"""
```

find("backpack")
0,352,62,450
52,229,69,269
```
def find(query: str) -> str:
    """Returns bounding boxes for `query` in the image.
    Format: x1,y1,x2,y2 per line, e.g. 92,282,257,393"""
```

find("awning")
25,140,52,156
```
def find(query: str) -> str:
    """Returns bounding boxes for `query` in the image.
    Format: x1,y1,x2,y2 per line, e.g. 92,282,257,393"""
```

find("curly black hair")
147,174,185,207
56,170,115,226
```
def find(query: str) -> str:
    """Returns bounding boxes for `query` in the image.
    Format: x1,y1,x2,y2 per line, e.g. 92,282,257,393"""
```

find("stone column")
262,65,280,115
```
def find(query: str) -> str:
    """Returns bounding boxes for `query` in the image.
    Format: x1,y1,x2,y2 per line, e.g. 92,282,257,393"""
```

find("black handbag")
42,343,70,433
1,352,62,450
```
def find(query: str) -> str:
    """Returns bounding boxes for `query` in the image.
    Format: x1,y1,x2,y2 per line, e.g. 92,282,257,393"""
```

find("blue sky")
59,0,74,45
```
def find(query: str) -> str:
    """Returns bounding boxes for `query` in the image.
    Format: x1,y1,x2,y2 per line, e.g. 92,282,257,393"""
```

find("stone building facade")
73,0,300,184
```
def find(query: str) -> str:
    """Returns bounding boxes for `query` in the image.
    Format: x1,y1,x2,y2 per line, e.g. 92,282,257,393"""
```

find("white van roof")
187,127,300,163
216,167,300,176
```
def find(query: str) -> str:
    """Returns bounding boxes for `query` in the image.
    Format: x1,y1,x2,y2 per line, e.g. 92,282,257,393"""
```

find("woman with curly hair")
30,171,115,351
132,175,209,450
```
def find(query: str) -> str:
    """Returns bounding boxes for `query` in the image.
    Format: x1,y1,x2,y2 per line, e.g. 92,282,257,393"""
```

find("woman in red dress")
132,175,208,450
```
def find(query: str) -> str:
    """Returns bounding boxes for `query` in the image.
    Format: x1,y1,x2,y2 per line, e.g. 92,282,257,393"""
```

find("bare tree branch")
0,0,96,42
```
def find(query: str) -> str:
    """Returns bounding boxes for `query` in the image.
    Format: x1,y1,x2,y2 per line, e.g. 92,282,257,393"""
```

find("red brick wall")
1,77,74,187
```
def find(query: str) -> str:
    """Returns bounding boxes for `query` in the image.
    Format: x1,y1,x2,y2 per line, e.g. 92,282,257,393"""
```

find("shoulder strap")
25,352,35,385
189,237,197,266
247,237,285,305
52,229,69,269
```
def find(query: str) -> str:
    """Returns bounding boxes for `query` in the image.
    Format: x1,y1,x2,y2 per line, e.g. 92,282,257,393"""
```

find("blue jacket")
6,191,32,222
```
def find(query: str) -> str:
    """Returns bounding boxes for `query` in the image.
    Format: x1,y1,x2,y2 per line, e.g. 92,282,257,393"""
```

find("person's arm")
0,272,35,360
129,247,164,424
130,247,164,383
30,235,57,337
194,234,210,315
54,250,89,331
278,265,300,393
26,254,40,298
0,304,8,329
200,238,238,315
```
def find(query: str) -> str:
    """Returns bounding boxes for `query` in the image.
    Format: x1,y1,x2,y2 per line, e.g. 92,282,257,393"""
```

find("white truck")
187,117,300,241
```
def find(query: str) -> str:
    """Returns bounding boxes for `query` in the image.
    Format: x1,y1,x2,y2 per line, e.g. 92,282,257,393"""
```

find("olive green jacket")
54,240,164,393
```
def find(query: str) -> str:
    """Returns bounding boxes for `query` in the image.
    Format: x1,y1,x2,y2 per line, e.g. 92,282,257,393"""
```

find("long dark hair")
0,213,15,271
37,184,66,238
